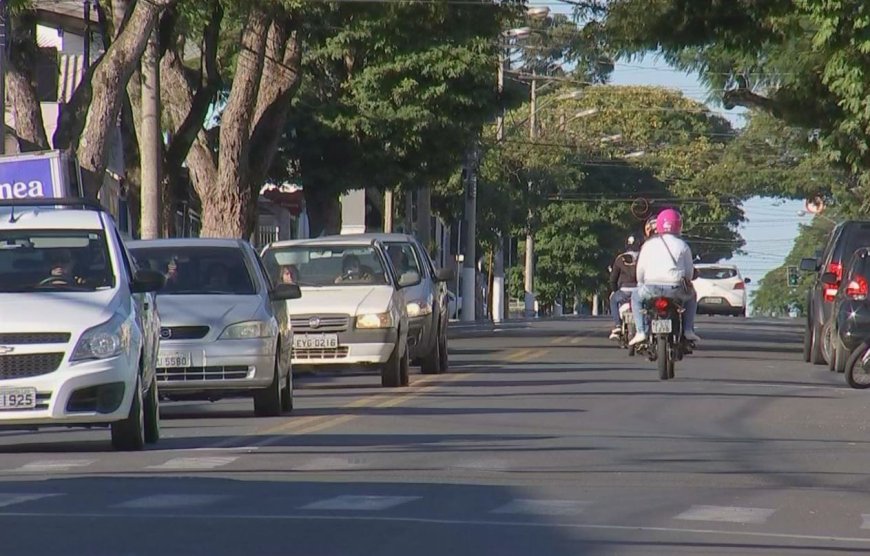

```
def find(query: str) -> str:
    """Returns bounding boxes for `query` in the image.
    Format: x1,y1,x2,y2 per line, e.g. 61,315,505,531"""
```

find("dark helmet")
644,216,657,238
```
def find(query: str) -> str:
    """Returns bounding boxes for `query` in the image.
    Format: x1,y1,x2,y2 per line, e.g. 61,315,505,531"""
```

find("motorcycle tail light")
847,275,868,300
654,298,669,313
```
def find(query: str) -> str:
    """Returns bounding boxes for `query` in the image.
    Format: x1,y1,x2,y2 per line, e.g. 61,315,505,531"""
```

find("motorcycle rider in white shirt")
628,208,701,346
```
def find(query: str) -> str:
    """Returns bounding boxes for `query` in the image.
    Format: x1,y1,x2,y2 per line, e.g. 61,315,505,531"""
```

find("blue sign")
0,156,65,200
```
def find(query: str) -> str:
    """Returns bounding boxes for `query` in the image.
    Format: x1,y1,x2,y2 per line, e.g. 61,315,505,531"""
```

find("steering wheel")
37,276,70,287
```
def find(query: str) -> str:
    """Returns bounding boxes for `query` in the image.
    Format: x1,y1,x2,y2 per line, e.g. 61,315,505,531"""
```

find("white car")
261,237,415,387
0,199,165,450
693,264,750,317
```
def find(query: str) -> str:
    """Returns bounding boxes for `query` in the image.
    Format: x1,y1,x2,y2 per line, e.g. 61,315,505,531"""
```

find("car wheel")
421,328,442,375
802,319,813,362
400,346,410,386
822,321,835,367
281,366,294,413
438,330,448,373
111,375,145,451
810,321,826,365
143,376,160,444
846,341,870,389
834,335,849,373
254,360,282,417
381,340,404,388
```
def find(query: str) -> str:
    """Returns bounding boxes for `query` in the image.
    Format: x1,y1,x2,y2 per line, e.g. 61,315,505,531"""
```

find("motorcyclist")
628,208,700,346
608,236,640,340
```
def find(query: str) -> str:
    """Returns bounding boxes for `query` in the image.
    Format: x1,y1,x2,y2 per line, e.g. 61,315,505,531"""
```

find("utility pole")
140,30,161,239
0,0,7,156
461,143,478,322
491,47,507,323
524,76,537,317
416,186,431,249
383,189,394,233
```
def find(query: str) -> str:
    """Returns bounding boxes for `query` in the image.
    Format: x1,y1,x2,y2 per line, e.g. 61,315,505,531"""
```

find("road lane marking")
148,457,239,470
115,494,229,509
450,459,509,472
299,495,420,511
5,511,870,545
16,459,96,472
491,499,589,516
293,456,366,471
0,494,62,508
675,505,775,524
861,514,870,529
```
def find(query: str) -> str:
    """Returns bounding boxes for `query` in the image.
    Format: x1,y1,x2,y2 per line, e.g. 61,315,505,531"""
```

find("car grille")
0,353,64,380
293,347,350,360
161,326,210,340
157,366,251,382
0,333,70,345
290,314,350,333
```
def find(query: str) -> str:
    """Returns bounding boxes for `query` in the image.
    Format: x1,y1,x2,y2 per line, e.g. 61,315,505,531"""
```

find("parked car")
825,247,870,374
129,238,300,416
260,236,415,387
801,220,870,365
342,234,453,374
693,264,750,316
0,199,164,450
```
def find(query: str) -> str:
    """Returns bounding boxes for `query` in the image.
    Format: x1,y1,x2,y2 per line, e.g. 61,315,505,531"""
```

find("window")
697,267,738,280
262,245,389,287
385,242,423,279
130,246,257,295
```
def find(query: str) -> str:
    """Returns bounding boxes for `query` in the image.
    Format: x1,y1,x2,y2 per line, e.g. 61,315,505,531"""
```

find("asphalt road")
1,316,868,555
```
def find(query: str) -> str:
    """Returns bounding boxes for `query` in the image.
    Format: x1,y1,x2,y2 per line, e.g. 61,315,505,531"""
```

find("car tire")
111,375,145,451
437,330,449,373
810,321,826,365
846,342,870,389
822,321,835,367
143,376,160,444
834,335,849,373
381,340,405,388
254,360,282,417
400,346,410,386
421,327,443,375
802,319,813,362
281,366,294,413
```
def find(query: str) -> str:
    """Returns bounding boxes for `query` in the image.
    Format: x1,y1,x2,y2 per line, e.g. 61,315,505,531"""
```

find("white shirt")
636,234,694,286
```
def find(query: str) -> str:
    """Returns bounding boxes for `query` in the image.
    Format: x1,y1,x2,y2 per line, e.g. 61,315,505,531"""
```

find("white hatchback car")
0,199,165,450
693,264,750,317
261,237,415,387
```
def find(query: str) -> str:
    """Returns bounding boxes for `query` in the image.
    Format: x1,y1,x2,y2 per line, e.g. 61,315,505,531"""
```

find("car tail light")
734,281,745,290
824,261,844,302
654,298,670,313
829,262,843,281
847,275,869,300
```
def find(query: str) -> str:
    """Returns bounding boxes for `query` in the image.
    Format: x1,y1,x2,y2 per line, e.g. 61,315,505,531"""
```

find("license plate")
703,297,724,304
293,334,339,349
651,319,672,334
157,352,192,368
0,388,36,410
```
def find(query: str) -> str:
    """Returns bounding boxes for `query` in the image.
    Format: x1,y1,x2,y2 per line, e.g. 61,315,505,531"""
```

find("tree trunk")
71,0,176,198
6,11,49,151
305,186,342,237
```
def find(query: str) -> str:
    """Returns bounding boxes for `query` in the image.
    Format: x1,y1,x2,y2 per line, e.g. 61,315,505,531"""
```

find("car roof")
0,206,105,231
267,236,380,248
337,233,418,243
128,238,248,249
695,264,738,269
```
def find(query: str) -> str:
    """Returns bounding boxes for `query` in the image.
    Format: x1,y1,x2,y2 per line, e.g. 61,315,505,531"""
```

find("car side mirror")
744,277,751,284
131,269,166,293
820,272,838,286
398,271,421,288
435,267,454,282
799,258,818,272
271,283,302,301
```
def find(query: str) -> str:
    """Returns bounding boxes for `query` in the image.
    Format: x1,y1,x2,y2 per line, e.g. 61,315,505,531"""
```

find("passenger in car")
281,264,299,284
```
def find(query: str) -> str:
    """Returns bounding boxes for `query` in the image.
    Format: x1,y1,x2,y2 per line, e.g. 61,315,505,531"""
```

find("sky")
607,53,810,312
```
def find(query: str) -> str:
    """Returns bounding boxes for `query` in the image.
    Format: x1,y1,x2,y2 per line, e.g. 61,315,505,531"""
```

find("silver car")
129,238,300,416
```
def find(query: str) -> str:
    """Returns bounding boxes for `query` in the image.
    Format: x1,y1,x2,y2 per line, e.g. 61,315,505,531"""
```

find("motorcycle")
634,296,694,380
617,299,637,355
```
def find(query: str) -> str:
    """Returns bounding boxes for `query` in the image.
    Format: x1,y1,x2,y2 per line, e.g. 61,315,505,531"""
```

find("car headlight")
220,320,276,340
407,296,433,317
71,313,132,361
356,312,393,329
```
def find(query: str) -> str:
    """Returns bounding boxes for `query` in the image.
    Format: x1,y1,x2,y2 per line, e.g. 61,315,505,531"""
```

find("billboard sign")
0,152,72,200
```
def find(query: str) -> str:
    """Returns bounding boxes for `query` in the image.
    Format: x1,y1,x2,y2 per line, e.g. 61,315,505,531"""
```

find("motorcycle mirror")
820,272,838,285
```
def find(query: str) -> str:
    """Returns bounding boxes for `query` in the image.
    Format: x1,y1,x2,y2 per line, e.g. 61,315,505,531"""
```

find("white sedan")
693,264,750,317
261,237,417,388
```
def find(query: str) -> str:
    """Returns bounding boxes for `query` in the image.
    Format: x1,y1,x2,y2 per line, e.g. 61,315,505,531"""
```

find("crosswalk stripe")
148,456,238,470
491,499,590,516
17,459,96,472
860,514,870,529
115,494,229,509
293,457,366,471
0,494,62,508
300,495,420,511
675,505,775,524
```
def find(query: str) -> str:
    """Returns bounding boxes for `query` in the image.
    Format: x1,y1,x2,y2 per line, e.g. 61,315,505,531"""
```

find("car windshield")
0,229,115,293
262,245,389,287
385,242,423,279
130,246,256,295
698,267,738,280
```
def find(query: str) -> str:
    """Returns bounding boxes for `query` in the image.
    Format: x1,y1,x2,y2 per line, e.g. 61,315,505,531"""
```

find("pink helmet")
656,208,682,235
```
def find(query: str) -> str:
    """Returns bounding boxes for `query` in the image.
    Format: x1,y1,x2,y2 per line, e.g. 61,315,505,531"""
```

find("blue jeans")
631,283,697,335
609,289,633,327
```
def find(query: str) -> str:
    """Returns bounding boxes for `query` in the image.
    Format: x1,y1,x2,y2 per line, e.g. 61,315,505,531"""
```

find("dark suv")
801,221,870,366
827,247,870,374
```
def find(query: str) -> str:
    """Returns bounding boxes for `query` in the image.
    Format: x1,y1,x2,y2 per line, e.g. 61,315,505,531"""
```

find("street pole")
384,189,394,233
492,48,506,323
461,143,478,322
140,29,161,239
524,76,537,317
0,0,7,156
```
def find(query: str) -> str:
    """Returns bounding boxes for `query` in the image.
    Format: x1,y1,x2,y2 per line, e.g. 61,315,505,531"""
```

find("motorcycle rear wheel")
657,336,669,380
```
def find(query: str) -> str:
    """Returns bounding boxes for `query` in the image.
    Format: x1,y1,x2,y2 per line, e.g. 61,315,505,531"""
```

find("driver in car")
335,254,372,284
43,249,84,286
